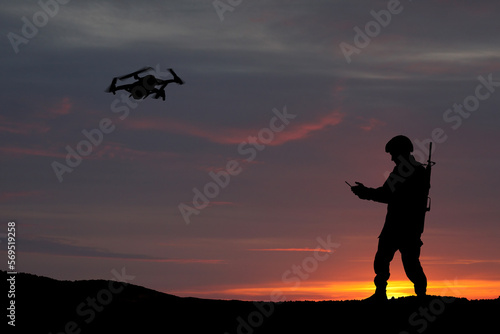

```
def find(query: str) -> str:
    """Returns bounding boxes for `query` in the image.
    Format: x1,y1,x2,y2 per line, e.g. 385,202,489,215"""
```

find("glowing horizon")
169,279,500,302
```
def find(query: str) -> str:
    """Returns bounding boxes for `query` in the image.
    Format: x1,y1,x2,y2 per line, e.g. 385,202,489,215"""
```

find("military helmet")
385,135,413,154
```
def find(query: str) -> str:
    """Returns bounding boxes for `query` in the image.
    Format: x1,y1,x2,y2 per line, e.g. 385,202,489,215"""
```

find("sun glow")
172,279,500,301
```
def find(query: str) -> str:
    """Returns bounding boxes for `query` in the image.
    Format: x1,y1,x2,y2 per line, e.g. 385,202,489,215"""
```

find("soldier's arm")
365,186,391,203
364,170,398,203
352,172,393,203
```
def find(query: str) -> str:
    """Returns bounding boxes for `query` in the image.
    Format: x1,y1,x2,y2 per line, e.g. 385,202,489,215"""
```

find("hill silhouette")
3,270,498,333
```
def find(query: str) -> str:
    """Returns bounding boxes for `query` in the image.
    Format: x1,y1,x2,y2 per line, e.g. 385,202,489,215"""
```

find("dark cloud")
0,235,224,263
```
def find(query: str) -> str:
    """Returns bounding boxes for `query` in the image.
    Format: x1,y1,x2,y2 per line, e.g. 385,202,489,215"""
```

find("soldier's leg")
401,240,427,296
373,238,398,295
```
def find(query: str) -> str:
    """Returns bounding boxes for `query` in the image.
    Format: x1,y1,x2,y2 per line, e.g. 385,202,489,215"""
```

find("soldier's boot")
415,285,429,302
364,287,388,303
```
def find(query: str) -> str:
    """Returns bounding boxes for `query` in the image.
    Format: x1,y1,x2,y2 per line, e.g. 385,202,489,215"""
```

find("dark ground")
3,270,499,334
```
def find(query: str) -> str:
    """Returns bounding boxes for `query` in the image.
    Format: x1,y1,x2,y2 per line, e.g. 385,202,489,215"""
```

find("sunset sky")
1,0,499,301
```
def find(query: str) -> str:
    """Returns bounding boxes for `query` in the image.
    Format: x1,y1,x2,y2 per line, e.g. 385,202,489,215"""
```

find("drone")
106,67,184,101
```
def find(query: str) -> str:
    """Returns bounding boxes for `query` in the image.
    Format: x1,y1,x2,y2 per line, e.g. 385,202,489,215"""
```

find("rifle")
424,142,435,212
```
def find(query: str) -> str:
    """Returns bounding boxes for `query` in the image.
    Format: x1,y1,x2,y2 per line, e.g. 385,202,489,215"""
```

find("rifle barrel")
428,142,432,164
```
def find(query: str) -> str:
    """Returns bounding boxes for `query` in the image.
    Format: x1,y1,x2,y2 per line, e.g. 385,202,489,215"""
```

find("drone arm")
117,66,154,81
155,79,176,86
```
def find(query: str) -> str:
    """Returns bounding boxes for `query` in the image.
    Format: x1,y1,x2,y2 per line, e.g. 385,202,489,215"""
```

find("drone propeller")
116,66,154,81
168,68,185,85
105,77,118,94
156,69,185,85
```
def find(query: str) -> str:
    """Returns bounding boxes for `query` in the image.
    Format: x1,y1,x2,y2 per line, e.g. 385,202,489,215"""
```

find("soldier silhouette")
350,135,429,301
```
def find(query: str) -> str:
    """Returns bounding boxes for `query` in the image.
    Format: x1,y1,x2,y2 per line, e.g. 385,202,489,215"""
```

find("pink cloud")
0,116,50,135
271,110,344,145
248,248,334,253
94,142,177,160
124,118,247,144
0,146,64,158
124,110,344,146
207,201,237,207
0,190,43,202
71,256,226,264
129,258,227,264
49,97,72,116
357,117,386,131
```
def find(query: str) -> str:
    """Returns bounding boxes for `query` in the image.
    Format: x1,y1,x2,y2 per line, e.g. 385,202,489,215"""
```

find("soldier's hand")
351,182,370,200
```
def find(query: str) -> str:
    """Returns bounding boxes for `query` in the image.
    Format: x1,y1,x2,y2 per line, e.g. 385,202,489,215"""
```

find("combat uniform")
365,155,428,297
